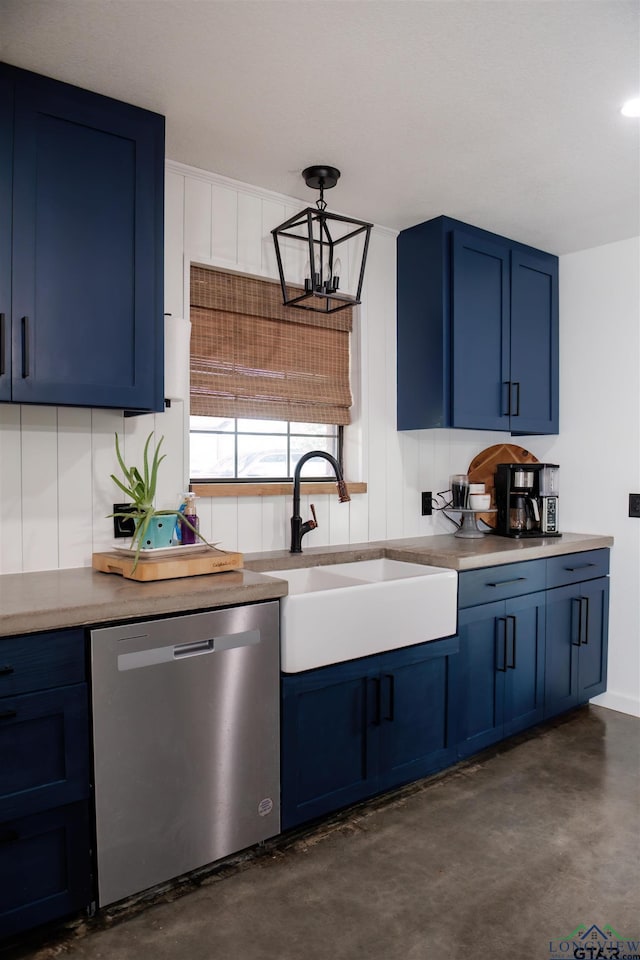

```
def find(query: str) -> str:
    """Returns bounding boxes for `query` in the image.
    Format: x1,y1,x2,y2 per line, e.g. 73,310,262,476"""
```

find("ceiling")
2,0,639,254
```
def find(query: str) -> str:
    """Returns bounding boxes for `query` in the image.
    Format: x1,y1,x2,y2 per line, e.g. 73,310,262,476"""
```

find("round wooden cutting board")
467,443,540,528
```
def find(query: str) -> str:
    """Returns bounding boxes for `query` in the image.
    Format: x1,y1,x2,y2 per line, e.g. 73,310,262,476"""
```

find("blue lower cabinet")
281,636,459,830
0,802,92,940
457,591,546,758
377,640,459,792
0,684,90,821
544,577,609,719
0,628,92,941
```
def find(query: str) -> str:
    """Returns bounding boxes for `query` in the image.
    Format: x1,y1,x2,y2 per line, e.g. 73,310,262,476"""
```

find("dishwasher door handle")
118,630,261,670
174,630,260,656
174,638,214,658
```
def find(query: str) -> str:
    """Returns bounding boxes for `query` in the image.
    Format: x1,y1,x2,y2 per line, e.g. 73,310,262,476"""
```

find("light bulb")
333,258,342,291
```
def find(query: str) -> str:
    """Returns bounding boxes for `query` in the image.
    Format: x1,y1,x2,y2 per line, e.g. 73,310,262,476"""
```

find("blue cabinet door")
457,600,506,758
0,68,12,402
546,577,609,719
377,637,459,791
0,802,92,940
544,583,580,717
510,250,559,434
281,659,379,830
10,68,164,410
458,592,545,756
576,578,609,702
502,592,546,737
0,684,90,821
451,230,510,431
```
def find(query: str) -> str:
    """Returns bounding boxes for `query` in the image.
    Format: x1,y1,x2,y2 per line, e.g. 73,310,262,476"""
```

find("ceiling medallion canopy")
271,165,373,315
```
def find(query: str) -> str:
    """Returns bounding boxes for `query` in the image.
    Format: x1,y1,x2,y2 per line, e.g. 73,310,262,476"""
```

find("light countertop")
0,532,613,638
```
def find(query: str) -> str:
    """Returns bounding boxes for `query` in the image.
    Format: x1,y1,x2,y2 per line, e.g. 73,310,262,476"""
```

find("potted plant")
110,431,204,567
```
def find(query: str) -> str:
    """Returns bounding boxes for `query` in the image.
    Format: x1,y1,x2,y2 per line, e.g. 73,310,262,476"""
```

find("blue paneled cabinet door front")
0,69,12,402
451,231,510,431
10,68,164,409
281,658,377,829
458,591,545,758
377,640,459,792
544,578,609,719
510,250,559,435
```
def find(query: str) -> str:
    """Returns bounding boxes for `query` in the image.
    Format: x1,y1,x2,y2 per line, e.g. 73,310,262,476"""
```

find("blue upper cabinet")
397,216,559,435
0,70,12,403
1,62,165,411
451,230,511,431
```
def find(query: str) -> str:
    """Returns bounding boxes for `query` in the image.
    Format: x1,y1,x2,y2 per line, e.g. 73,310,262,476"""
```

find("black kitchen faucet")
290,451,351,553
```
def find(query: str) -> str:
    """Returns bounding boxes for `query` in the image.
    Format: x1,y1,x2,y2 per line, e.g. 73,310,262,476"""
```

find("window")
190,417,341,481
188,265,353,483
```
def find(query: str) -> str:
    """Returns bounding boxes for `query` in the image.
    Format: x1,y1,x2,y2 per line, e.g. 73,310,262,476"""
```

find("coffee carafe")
494,463,561,538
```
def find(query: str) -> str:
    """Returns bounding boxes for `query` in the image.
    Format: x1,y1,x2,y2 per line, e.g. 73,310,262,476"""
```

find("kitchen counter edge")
0,532,613,638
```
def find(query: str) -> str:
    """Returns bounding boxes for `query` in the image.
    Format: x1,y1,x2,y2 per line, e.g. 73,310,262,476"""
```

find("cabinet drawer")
0,801,92,939
0,629,85,698
458,559,546,608
0,685,90,821
546,550,609,589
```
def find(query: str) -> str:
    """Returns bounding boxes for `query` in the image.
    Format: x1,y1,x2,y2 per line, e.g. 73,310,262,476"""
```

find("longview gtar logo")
548,924,640,959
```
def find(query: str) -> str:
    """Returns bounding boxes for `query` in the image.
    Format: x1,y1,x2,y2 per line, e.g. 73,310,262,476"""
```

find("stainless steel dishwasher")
90,601,280,906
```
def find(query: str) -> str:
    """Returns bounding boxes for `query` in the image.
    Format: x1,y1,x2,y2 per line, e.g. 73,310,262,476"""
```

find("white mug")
469,493,491,510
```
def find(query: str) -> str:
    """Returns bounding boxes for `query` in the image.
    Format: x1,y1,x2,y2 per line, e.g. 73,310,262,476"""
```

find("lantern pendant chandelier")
271,165,373,315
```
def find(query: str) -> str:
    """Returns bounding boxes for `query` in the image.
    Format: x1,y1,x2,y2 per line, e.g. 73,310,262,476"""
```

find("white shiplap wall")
0,159,514,574
165,161,512,554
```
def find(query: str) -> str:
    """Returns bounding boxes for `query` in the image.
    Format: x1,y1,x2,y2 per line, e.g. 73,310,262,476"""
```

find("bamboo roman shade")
190,266,353,424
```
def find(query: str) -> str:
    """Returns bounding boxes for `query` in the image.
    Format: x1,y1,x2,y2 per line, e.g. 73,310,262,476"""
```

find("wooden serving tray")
92,548,244,582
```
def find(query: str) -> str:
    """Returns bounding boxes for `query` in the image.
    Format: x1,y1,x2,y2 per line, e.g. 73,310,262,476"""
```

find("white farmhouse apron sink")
268,558,458,673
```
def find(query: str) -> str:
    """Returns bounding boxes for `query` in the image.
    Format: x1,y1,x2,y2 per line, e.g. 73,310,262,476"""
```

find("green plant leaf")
109,474,134,500
142,432,152,491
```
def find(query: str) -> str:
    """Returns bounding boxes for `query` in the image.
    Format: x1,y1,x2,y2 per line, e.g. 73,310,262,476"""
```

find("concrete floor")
6,705,640,960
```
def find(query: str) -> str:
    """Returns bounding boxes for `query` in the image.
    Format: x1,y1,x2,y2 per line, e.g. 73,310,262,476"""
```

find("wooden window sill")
191,481,367,498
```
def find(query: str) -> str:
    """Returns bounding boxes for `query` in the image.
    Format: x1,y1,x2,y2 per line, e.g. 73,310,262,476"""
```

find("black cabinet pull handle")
487,577,526,588
512,381,521,417
0,829,19,845
0,312,5,376
368,677,381,726
0,665,14,676
506,615,517,669
383,674,395,722
504,381,512,417
495,618,507,672
21,316,30,378
0,709,17,720
581,597,590,645
572,597,582,647
564,563,595,572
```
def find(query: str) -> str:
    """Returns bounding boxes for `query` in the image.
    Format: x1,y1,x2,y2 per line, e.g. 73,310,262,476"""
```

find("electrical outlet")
113,503,136,538
421,492,433,516
629,494,640,518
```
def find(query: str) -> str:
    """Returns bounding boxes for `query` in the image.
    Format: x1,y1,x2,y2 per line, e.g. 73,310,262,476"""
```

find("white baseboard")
590,691,640,718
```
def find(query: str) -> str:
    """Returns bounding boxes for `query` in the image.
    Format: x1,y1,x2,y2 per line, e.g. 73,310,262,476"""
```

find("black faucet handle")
309,503,318,528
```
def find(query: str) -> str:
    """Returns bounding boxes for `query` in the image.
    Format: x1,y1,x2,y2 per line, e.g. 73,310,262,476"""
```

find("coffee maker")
494,463,561,538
